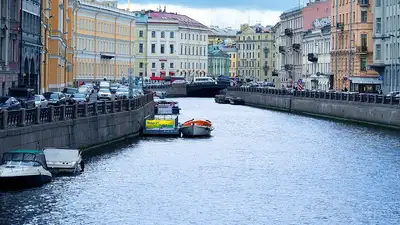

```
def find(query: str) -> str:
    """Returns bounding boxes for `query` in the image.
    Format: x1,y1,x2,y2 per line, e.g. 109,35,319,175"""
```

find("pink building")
302,0,332,30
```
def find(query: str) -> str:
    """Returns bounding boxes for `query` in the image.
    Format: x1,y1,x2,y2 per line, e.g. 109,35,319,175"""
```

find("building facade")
278,7,303,88
371,0,400,94
134,12,148,77
208,45,230,77
73,0,136,83
208,26,237,45
331,0,379,92
272,22,282,88
0,0,21,95
20,0,41,92
221,47,237,77
236,24,274,83
302,24,331,91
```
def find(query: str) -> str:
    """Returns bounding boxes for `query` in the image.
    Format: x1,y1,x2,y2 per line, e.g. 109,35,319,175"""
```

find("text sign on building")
312,17,331,29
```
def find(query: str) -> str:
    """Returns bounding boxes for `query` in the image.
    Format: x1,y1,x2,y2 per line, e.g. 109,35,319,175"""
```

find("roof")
148,11,208,29
209,26,237,37
10,149,43,154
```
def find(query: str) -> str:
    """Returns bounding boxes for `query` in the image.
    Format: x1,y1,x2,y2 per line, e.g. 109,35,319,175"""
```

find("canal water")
1,98,400,225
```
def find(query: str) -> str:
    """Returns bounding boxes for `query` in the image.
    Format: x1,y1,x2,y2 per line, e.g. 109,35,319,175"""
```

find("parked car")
34,95,48,108
115,88,129,99
386,91,400,97
83,83,95,93
62,87,79,98
0,97,22,110
45,92,68,106
97,88,112,101
110,83,119,94
8,87,36,109
71,93,89,104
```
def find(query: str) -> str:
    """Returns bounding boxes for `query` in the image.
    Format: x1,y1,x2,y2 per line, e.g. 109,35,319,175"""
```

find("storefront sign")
145,120,175,129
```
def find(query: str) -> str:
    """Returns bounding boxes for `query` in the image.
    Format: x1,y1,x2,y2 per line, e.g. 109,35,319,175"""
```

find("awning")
150,76,163,81
169,71,175,75
100,52,115,59
350,77,382,84
160,71,166,75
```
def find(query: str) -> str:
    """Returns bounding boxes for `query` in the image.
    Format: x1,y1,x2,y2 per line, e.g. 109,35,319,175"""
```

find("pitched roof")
148,11,208,29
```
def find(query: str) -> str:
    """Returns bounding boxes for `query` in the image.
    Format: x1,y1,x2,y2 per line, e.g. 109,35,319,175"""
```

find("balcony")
356,46,368,54
307,53,318,63
292,43,301,50
279,46,285,53
284,28,293,36
358,0,369,6
272,70,279,76
284,64,293,71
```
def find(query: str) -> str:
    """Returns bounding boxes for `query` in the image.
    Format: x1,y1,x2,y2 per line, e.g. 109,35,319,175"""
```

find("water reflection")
1,98,399,225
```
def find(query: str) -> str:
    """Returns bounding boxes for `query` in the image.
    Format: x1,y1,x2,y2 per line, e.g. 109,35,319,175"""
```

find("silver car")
34,95,48,108
97,88,112,101
115,88,129,99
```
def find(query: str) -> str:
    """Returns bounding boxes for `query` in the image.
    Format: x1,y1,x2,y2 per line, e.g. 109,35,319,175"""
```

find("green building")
208,45,230,77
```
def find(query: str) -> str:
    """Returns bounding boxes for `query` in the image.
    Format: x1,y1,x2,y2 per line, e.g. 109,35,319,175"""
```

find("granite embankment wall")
0,94,154,157
145,83,187,97
227,88,400,129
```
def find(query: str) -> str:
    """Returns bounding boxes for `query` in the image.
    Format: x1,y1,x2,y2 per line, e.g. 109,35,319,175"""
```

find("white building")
302,23,331,91
145,11,209,81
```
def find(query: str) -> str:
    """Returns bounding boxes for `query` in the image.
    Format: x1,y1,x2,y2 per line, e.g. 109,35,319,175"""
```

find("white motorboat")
43,148,84,175
0,149,52,190
180,119,214,137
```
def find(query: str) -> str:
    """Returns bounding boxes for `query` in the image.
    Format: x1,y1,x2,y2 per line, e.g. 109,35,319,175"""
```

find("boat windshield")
4,160,42,167
2,152,47,168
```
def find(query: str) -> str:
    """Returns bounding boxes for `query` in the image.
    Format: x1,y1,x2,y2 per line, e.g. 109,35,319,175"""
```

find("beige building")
331,0,378,92
236,24,275,83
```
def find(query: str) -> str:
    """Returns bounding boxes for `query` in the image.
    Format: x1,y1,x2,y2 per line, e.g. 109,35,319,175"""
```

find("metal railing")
0,93,154,129
227,87,400,106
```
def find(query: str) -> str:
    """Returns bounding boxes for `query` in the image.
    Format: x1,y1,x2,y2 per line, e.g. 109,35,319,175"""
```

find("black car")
44,92,68,106
62,88,79,98
0,97,22,110
8,87,35,109
71,93,89,104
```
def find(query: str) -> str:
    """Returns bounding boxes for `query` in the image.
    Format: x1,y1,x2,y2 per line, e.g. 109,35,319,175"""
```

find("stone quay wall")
227,87,400,129
0,93,155,157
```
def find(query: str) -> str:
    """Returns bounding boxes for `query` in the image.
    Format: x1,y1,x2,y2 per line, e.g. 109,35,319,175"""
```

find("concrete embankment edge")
0,101,155,157
227,91,400,130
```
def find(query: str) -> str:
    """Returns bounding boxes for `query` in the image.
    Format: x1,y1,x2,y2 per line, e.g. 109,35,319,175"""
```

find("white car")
97,88,112,101
34,95,48,108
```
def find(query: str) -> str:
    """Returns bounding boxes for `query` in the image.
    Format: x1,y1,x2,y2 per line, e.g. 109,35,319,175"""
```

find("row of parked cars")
97,81,143,101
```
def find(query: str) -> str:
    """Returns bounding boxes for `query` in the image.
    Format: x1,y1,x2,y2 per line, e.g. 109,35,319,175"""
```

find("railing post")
1,110,7,129
93,101,98,115
390,96,393,105
127,99,131,111
72,104,78,119
83,103,88,117
60,105,66,120
110,101,115,113
102,101,107,114
119,99,123,111
49,106,55,122
35,107,41,124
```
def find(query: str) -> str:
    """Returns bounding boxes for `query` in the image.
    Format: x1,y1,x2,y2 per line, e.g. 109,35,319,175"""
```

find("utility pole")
335,0,338,90
347,0,353,91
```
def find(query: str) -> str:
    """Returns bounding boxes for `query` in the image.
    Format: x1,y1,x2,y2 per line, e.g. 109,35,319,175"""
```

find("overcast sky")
118,0,303,29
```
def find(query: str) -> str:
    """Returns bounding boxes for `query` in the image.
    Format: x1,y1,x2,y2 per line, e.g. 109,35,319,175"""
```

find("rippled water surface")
1,98,400,225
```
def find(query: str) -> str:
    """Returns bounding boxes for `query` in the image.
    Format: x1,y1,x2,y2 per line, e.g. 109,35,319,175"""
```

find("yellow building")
43,0,74,91
73,0,136,83
221,47,237,77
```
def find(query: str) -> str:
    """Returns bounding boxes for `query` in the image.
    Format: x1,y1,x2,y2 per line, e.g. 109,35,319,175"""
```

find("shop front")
349,77,382,93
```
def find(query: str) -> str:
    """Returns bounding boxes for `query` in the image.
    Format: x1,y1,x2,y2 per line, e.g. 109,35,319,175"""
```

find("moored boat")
229,96,245,105
214,95,230,104
43,148,84,175
180,119,214,137
0,150,52,190
155,100,180,114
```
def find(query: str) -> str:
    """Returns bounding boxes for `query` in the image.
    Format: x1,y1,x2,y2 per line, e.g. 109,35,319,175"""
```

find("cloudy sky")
118,0,302,29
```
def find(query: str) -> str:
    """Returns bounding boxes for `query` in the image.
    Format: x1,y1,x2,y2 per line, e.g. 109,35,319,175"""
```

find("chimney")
163,5,166,12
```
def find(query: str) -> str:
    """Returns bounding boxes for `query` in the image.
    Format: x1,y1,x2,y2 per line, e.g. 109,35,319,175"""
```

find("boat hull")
0,174,52,190
180,125,212,137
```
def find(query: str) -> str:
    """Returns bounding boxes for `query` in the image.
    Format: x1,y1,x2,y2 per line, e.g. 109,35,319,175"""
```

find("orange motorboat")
180,119,214,137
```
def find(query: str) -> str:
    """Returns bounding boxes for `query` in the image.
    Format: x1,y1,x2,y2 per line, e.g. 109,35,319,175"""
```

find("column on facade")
4,0,9,67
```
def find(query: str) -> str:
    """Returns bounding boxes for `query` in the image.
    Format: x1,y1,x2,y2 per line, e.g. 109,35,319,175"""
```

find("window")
160,44,165,54
170,32,174,38
375,44,381,60
181,33,183,39
360,56,367,71
139,72,143,77
139,43,144,53
180,45,183,54
139,30,144,37
170,44,174,54
161,31,165,38
151,44,156,53
361,11,367,23
139,62,144,68
376,0,381,7
161,63,165,69
152,72,155,77
376,18,381,33
151,31,156,38
152,63,156,68
361,34,367,48
170,63,174,68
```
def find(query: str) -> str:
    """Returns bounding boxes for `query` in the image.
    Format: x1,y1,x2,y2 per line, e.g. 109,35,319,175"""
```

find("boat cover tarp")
2,150,48,168
43,149,80,163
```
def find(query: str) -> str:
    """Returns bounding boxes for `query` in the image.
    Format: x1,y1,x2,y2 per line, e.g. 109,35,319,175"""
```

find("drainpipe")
19,0,23,86
73,2,81,87
348,0,353,91
113,15,120,82
94,12,99,82
335,0,338,90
